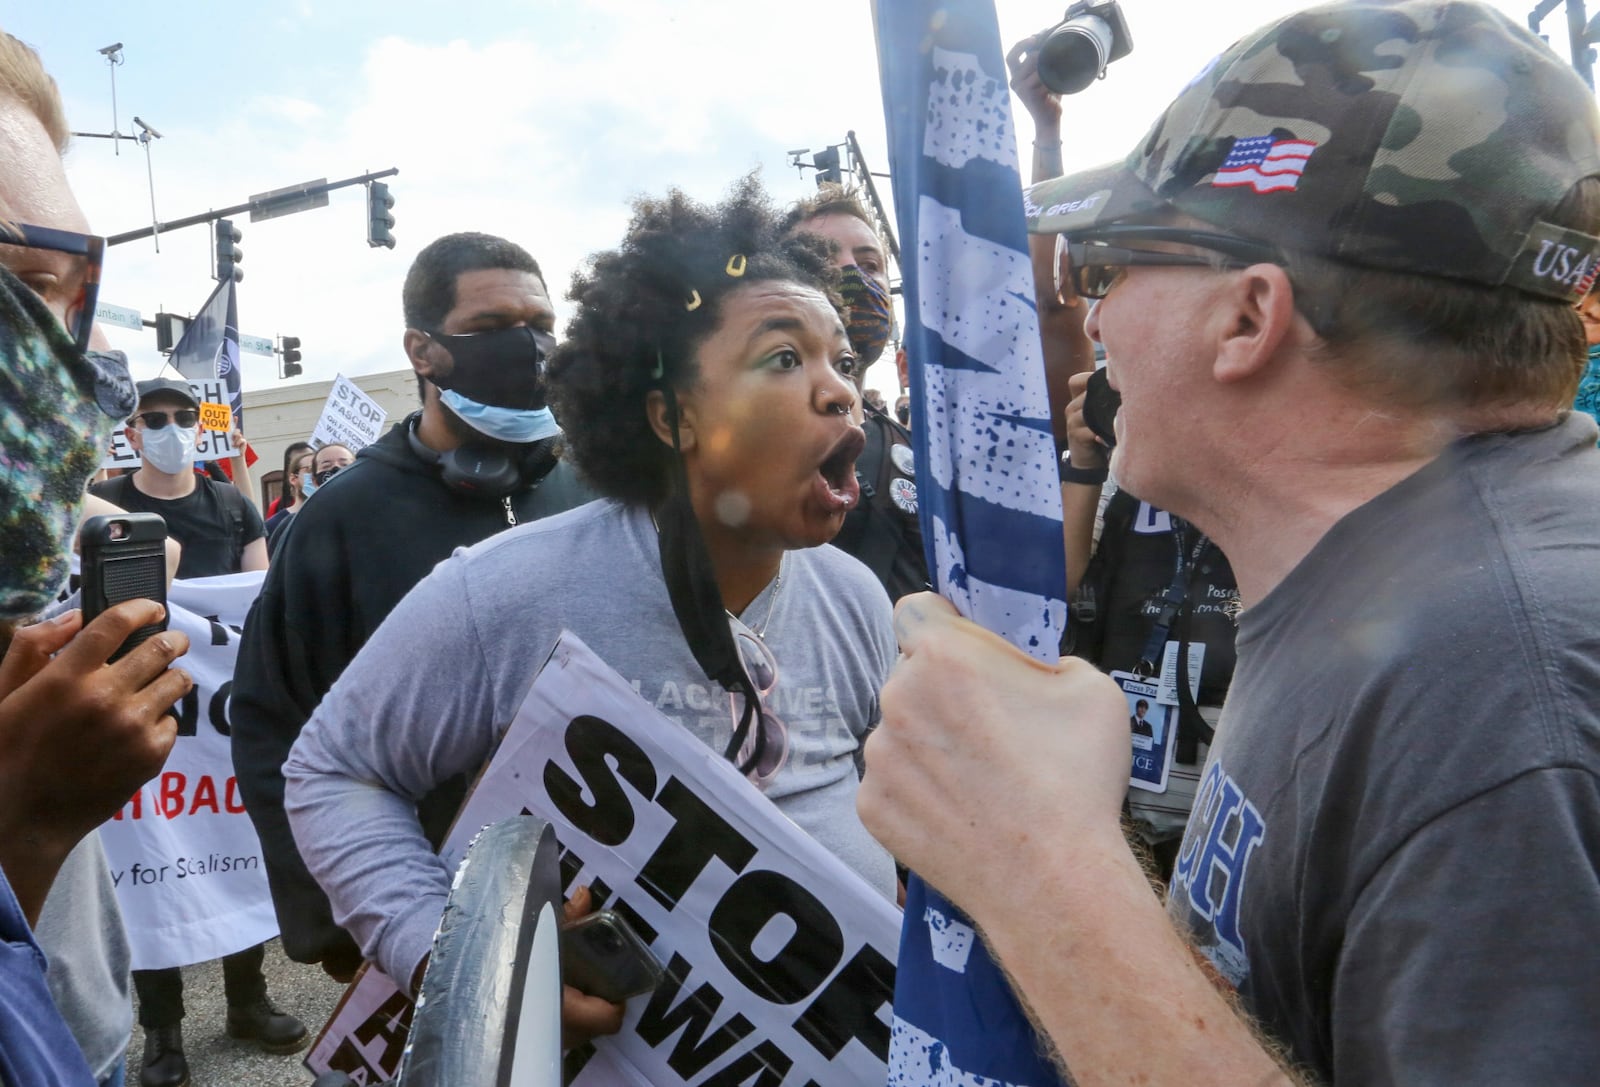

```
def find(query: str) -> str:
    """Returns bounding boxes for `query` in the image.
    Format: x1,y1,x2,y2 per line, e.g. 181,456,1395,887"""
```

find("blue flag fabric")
874,1,1070,1084
170,278,243,421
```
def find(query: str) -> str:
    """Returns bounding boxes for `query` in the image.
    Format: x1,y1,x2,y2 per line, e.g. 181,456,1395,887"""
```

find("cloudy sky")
10,0,1559,405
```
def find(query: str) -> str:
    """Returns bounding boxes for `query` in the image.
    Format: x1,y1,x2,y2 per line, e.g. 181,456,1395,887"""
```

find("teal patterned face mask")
1575,343,1600,447
0,263,134,620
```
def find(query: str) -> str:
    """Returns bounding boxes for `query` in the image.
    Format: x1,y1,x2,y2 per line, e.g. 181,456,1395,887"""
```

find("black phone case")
559,910,664,1004
79,513,168,662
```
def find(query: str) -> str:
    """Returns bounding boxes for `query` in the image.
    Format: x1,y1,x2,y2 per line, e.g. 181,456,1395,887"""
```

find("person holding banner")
0,28,197,1087
283,176,897,1035
861,2,1600,1084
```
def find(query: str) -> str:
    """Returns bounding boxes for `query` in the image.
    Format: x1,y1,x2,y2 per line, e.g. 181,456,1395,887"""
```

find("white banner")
310,374,388,451
100,379,238,471
308,632,900,1085
97,572,278,971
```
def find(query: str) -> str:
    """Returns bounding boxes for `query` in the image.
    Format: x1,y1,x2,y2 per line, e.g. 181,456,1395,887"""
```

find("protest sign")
100,379,237,471
310,374,388,451
308,632,899,1085
97,572,278,970
199,401,233,433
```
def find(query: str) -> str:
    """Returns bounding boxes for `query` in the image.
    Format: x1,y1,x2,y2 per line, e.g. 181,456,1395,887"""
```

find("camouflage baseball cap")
1025,0,1600,302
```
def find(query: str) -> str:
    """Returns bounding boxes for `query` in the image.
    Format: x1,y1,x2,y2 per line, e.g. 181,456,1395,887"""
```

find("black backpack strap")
213,479,250,570
98,472,138,509
1065,485,1134,658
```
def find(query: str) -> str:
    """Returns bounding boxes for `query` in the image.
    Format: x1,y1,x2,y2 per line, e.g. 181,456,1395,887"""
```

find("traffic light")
814,146,843,187
367,181,396,249
214,219,243,283
280,335,302,379
154,312,189,354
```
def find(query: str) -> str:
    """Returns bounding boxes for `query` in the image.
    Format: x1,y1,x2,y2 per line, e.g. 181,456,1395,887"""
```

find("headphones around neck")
405,413,555,499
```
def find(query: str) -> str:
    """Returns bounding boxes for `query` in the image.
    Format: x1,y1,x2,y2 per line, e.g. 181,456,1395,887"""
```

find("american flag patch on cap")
1211,135,1317,193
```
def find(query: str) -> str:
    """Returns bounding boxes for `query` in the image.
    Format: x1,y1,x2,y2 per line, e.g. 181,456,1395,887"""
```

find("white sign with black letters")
100,379,237,471
307,632,900,1085
97,572,278,970
310,373,387,451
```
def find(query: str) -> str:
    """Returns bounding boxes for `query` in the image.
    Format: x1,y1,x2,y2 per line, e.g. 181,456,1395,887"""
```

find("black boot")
139,1025,190,1087
225,995,309,1054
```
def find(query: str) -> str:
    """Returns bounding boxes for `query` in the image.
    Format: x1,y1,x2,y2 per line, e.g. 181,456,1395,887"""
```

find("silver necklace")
732,558,784,639
648,510,784,638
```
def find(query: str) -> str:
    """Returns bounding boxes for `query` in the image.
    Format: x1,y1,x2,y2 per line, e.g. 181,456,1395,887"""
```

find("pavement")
126,940,346,1087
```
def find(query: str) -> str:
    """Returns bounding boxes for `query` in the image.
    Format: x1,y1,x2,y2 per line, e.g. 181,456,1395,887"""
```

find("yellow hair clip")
685,289,702,312
725,254,747,277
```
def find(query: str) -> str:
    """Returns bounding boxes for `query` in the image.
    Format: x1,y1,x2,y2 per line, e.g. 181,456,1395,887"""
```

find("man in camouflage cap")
856,2,1600,1084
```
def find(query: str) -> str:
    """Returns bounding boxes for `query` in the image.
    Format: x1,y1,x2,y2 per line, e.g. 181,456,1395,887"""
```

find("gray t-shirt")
34,835,131,1082
1167,414,1600,1085
285,499,897,988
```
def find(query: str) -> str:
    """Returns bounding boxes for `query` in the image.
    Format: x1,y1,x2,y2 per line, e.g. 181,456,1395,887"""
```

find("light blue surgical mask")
140,421,197,474
300,470,318,498
440,388,561,444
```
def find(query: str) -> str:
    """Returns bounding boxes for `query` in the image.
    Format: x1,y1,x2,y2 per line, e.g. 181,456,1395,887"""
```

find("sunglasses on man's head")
131,409,199,430
1054,225,1283,300
0,221,105,353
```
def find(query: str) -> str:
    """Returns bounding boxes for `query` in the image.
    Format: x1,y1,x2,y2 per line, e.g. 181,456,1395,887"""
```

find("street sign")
239,333,275,357
249,177,330,223
95,300,143,331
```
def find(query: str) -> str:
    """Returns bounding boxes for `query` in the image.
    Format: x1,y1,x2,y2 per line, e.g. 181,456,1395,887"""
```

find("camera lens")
1037,14,1114,95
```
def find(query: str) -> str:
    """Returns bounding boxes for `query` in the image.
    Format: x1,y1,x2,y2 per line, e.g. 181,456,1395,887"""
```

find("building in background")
243,370,419,510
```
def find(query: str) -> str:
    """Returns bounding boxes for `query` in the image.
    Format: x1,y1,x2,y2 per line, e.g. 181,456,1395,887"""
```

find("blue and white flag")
875,1,1070,1084
171,278,244,421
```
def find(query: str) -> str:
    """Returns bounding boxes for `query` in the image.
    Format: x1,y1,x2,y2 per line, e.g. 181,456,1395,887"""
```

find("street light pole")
1530,0,1597,89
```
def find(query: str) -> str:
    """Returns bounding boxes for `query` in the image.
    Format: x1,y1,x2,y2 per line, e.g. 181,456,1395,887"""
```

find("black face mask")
426,325,555,410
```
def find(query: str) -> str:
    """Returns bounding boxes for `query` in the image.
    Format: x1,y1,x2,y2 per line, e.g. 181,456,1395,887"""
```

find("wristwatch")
1058,449,1108,486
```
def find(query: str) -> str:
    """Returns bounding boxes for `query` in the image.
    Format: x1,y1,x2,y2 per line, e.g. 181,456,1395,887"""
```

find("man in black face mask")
783,188,928,602
231,232,595,985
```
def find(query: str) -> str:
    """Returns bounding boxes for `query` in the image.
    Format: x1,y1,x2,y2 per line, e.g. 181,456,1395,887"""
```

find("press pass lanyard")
1135,522,1215,764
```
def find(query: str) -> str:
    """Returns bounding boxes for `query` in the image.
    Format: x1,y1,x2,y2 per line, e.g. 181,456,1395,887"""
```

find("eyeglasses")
0,221,105,353
1055,225,1282,300
728,614,787,790
131,409,200,430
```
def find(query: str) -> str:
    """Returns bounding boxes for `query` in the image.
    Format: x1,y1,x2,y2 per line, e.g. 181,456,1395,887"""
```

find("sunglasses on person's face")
728,614,787,790
0,221,105,353
1054,225,1283,300
131,409,200,430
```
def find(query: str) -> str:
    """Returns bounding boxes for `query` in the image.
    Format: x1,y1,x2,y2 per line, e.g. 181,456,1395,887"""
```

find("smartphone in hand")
560,910,664,1004
79,512,168,662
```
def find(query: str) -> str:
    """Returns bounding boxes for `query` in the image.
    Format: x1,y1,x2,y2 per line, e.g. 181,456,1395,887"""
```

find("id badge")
1111,670,1177,794
1156,641,1205,706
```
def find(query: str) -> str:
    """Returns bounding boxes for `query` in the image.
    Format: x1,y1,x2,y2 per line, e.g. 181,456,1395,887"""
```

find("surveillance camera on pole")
132,116,162,140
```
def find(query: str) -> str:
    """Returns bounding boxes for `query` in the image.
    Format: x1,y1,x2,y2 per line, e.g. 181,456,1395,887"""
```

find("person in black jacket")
230,232,595,989
783,187,928,602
